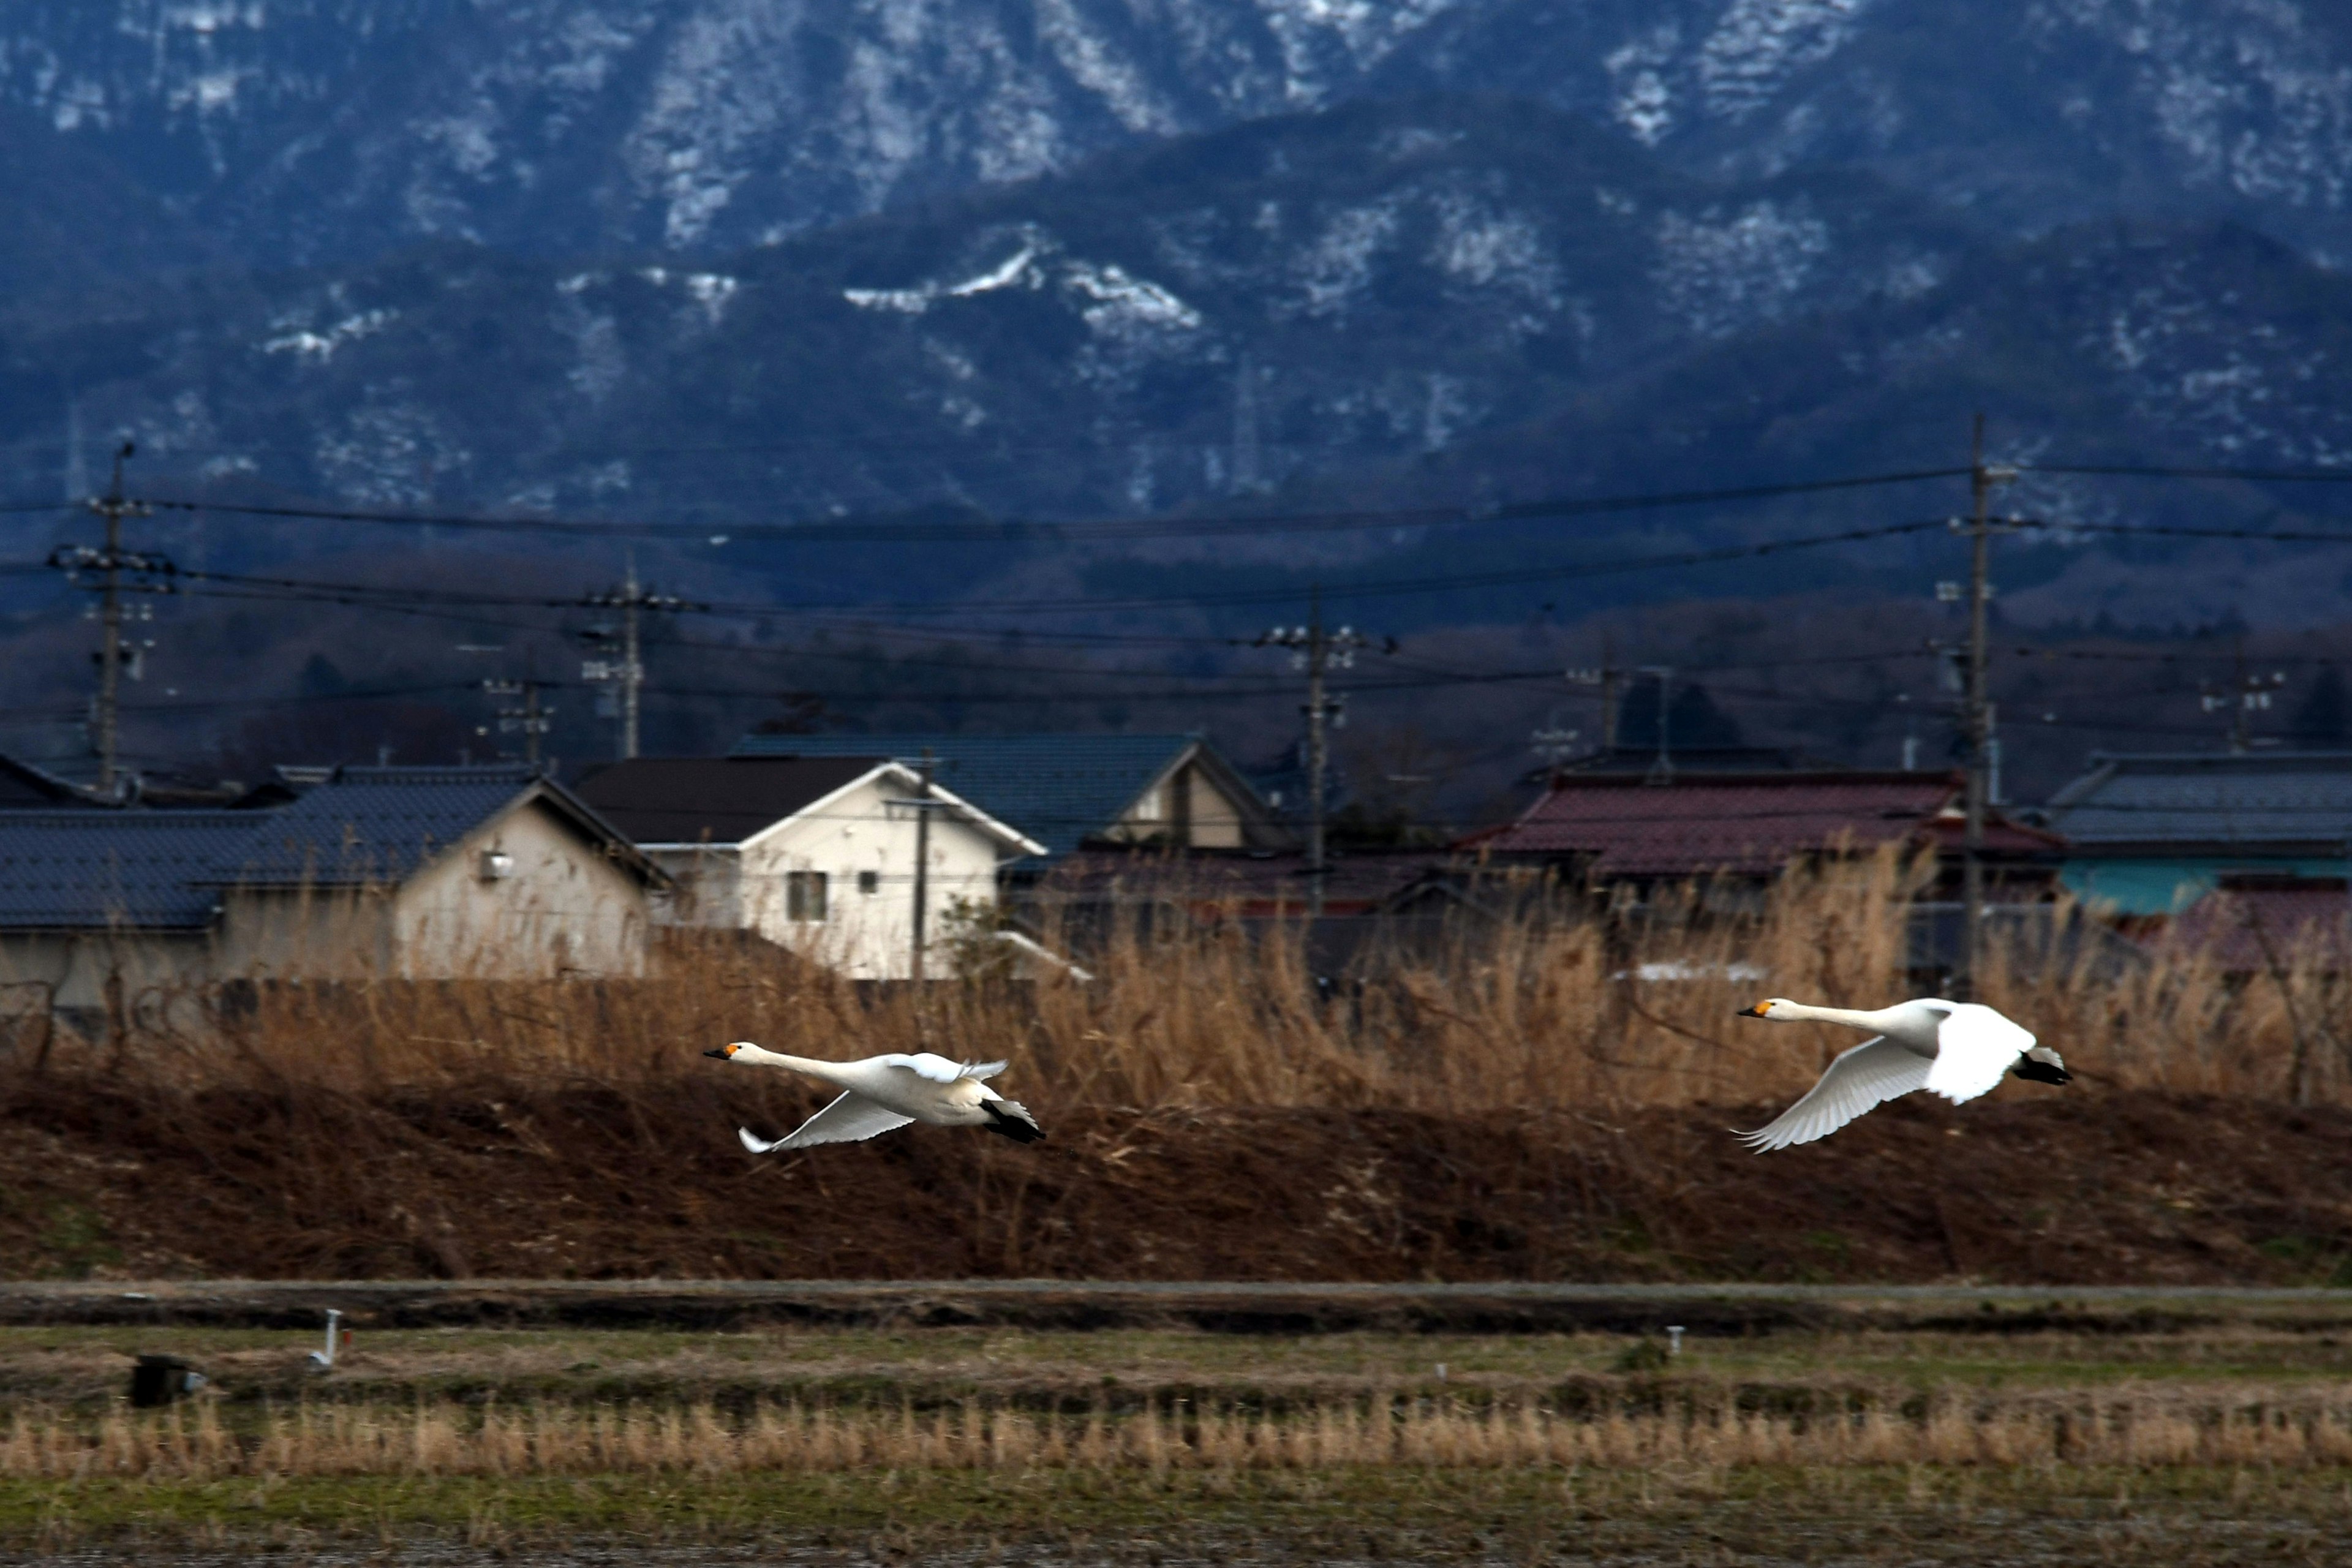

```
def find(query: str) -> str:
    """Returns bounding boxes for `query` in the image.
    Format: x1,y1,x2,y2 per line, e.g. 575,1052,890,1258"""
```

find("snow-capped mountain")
6,1,2352,265
0,97,1983,521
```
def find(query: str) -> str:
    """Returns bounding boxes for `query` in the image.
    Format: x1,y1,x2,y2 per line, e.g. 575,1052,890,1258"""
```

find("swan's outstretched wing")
958,1059,1009,1081
1924,1005,2034,1105
739,1090,915,1153
1736,1038,1933,1152
876,1052,967,1084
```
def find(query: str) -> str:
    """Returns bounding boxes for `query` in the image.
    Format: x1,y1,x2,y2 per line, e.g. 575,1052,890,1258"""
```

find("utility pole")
1259,586,1378,918
1959,415,2016,997
1638,665,1675,784
2202,640,2286,754
579,560,697,760
1564,635,1624,759
911,748,934,982
86,443,147,798
483,679,552,764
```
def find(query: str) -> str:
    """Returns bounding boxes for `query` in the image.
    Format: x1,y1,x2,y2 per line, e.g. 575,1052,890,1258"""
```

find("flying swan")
1730,998,2068,1152
704,1043,1044,1152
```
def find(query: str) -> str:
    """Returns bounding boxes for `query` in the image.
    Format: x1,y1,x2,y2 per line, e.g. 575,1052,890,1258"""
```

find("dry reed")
13,1384,2352,1479
13,845,2350,1114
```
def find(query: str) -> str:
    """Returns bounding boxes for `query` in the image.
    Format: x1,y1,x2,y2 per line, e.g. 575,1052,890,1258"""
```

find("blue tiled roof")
2045,752,2352,846
214,764,551,886
0,812,260,930
729,733,1204,856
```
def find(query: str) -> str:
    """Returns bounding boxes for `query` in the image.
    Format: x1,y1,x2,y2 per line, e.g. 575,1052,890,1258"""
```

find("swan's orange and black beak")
703,1044,738,1060
1735,1002,1770,1018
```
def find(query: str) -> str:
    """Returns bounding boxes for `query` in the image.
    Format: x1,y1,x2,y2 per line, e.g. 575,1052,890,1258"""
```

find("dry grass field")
3,1316,2352,1559
3,854,2350,1556
2,850,2350,1284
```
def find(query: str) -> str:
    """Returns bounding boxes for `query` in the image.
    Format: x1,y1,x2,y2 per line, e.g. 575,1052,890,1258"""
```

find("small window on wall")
786,870,829,922
858,870,880,895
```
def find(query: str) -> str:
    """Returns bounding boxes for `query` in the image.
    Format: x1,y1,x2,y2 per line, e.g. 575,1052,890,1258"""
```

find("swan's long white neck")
1770,1002,1904,1033
729,1044,850,1083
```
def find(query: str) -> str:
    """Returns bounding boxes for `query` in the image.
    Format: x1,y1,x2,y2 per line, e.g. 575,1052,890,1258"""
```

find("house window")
786,870,828,922
858,870,880,895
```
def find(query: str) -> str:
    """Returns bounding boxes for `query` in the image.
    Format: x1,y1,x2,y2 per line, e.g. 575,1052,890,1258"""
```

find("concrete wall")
0,930,212,1013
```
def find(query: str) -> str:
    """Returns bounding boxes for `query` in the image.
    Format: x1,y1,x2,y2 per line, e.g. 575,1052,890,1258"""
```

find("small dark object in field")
1613,1340,1672,1373
129,1353,204,1407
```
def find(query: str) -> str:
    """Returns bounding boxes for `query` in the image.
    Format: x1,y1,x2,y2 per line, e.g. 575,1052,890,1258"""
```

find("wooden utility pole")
484,678,552,764
88,442,146,798
1960,415,2015,997
911,748,934,982
581,560,696,760
1259,586,1372,919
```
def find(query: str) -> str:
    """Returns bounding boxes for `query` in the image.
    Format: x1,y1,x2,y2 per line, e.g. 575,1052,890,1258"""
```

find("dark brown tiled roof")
1474,771,1976,877
572,756,888,845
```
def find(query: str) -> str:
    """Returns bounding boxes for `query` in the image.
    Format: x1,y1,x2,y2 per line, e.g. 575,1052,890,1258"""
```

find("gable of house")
729,732,1278,856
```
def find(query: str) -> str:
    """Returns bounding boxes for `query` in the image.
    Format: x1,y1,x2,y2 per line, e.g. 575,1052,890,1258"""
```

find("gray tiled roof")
0,812,260,930
2044,752,2352,846
573,756,888,844
214,764,549,886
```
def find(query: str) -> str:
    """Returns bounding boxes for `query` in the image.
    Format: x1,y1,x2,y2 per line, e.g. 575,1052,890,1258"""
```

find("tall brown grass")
17,846,2351,1112
13,1383,2352,1477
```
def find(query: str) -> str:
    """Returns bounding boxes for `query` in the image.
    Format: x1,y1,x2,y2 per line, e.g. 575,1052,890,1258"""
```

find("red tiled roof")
1474,771,1964,877
2158,886,2351,971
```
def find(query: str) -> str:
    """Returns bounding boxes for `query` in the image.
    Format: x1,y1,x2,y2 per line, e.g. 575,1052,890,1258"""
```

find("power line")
105,466,1970,545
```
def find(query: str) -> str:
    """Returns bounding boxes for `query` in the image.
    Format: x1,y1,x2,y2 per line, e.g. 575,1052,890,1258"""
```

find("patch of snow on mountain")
1653,199,1831,335
1698,0,1875,123
1605,23,1684,145
1292,201,1400,317
1065,260,1203,331
314,396,472,507
1035,0,1182,135
1254,0,1462,105
845,241,1045,314
262,306,397,363
2082,252,2352,462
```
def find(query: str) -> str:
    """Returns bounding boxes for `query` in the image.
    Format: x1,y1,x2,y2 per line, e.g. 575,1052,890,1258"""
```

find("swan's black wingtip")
2011,1058,2071,1086
982,1101,1046,1144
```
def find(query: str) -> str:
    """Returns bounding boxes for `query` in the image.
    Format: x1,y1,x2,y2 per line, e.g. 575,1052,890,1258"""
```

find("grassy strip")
4,1467,2350,1555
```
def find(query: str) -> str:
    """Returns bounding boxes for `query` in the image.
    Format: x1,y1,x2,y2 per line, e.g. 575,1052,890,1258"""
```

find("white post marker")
307,1308,343,1371
1667,1325,1686,1357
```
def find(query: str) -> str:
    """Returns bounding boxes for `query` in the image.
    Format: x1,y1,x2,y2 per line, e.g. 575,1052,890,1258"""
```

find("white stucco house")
573,756,1046,979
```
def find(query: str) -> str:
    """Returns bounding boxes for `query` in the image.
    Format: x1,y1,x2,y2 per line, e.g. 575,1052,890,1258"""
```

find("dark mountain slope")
0,96,1985,527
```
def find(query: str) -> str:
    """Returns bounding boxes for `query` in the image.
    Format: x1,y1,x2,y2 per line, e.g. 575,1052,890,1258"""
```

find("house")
0,765,660,1010
573,756,1046,980
729,732,1288,858
2037,752,2352,915
1471,769,2060,890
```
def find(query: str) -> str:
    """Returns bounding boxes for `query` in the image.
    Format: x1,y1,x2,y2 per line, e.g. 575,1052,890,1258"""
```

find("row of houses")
0,732,2345,1012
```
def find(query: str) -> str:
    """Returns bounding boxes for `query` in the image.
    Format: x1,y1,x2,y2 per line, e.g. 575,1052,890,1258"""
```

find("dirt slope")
2,1072,2348,1284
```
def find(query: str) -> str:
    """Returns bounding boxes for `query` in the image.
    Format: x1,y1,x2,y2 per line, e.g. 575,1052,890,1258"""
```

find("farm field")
5,1306,2352,1561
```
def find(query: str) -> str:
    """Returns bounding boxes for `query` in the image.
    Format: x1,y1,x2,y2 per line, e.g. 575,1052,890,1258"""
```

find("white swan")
704,1042,1044,1151
1730,998,2068,1152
